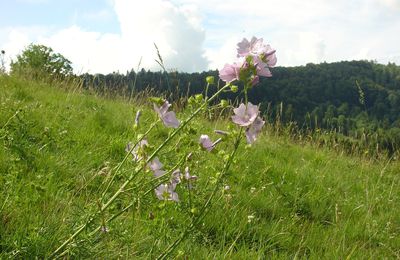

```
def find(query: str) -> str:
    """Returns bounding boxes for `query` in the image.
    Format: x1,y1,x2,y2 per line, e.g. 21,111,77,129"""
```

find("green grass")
0,75,399,258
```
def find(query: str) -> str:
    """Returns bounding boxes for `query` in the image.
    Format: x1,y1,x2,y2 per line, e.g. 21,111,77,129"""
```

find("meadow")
0,74,399,259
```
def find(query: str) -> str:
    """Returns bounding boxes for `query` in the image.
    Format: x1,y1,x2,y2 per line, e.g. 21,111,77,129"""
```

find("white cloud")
113,0,207,72
0,0,208,74
1,0,399,73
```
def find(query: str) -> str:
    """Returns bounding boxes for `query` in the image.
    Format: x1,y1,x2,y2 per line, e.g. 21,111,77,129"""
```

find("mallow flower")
245,116,265,144
170,169,182,189
184,167,197,189
184,167,197,181
125,139,148,161
255,61,272,78
237,37,264,57
147,157,166,177
231,102,259,127
155,183,179,202
219,61,242,83
199,134,222,152
232,102,265,143
237,36,276,63
153,101,180,128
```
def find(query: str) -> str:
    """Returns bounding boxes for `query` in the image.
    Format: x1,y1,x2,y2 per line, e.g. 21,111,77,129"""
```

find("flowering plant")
52,36,276,259
219,36,276,143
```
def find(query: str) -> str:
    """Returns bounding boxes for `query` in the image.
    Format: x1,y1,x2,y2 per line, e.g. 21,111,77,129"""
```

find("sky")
0,0,399,74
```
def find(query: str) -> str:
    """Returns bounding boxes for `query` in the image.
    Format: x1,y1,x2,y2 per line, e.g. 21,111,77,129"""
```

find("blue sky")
1,0,399,73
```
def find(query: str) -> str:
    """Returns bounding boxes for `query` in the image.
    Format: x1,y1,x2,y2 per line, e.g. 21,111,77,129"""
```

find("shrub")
11,44,73,80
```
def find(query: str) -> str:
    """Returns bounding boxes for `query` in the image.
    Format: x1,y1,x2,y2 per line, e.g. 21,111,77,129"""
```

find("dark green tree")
11,44,73,79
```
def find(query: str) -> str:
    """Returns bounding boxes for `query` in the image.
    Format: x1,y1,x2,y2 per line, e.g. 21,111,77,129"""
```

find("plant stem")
101,120,159,200
50,84,230,258
157,128,243,259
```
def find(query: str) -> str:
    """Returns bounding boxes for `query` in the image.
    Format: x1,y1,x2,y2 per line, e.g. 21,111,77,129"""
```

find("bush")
11,44,73,80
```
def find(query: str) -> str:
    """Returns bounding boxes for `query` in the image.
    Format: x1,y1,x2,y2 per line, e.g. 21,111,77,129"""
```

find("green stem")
101,120,159,200
50,84,230,258
157,128,243,259
88,154,188,237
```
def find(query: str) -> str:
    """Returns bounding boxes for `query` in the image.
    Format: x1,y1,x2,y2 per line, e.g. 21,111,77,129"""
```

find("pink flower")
125,139,148,161
265,50,277,67
219,62,242,83
251,75,260,86
184,167,197,189
237,37,276,63
231,102,259,127
199,134,222,152
253,56,273,77
245,117,265,144
170,169,181,190
155,183,179,202
154,101,180,128
199,134,214,151
237,37,263,57
147,157,166,177
184,167,197,181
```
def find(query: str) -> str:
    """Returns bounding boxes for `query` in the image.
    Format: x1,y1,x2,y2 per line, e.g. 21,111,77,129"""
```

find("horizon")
1,0,399,74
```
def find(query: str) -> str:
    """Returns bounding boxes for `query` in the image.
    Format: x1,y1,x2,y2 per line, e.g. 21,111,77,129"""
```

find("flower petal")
162,111,180,128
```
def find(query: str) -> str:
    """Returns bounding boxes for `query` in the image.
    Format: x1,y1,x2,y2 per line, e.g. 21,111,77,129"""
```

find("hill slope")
0,76,399,258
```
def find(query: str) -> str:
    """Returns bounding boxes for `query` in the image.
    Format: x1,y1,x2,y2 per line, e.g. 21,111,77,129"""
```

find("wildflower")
153,101,180,128
199,134,222,152
184,167,197,181
155,183,179,202
184,167,197,189
170,169,182,189
147,157,166,177
265,50,277,67
126,139,148,161
245,116,265,144
236,37,276,81
251,75,260,86
255,61,272,78
231,102,259,127
237,37,276,63
231,102,265,143
219,62,242,83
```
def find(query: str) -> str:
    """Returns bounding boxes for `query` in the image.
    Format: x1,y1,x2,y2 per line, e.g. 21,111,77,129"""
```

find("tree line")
9,44,400,154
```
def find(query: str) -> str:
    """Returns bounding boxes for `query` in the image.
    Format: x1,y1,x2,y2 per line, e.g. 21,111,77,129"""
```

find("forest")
80,60,400,154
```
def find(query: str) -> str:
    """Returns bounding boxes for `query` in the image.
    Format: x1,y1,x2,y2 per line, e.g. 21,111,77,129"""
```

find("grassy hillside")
0,75,399,258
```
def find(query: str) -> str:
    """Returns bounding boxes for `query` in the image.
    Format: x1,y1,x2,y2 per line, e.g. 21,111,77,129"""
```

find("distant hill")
82,60,400,131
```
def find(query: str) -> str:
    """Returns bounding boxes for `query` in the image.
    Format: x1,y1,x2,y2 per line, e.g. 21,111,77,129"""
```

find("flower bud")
195,94,203,102
220,99,228,107
149,97,164,106
230,85,238,93
206,76,215,84
188,96,195,105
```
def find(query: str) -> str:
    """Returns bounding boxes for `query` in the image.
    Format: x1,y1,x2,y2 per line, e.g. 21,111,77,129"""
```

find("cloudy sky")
1,0,399,74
